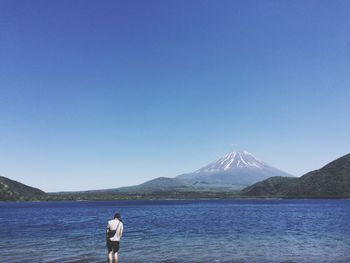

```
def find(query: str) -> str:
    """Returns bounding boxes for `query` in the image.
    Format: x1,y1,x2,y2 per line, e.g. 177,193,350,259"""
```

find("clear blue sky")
0,0,349,191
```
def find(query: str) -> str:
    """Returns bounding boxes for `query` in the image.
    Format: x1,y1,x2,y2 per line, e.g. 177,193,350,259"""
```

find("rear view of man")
106,213,124,263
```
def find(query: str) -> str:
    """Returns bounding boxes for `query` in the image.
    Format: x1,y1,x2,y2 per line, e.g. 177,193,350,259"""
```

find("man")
106,213,124,263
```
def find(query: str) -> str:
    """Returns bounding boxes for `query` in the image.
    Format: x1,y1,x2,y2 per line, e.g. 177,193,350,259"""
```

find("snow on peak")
195,151,266,173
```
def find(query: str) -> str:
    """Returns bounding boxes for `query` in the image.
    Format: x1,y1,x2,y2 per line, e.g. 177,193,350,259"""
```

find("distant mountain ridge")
3,152,350,200
177,151,293,188
242,153,350,198
0,176,47,201
116,177,189,193
52,150,293,196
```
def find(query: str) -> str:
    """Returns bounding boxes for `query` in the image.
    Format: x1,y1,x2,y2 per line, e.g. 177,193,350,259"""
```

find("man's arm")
106,223,110,238
119,223,124,238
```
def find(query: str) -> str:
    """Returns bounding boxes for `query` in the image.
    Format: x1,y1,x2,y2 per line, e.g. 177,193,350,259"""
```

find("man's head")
114,213,121,220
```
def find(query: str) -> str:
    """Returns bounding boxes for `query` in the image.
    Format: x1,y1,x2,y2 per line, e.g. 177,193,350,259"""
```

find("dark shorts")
107,239,120,253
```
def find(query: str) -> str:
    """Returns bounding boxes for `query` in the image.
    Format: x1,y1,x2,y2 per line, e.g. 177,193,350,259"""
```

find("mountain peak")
195,150,265,173
177,150,292,188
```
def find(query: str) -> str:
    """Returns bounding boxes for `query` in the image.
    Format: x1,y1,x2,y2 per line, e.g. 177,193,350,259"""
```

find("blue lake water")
0,199,349,262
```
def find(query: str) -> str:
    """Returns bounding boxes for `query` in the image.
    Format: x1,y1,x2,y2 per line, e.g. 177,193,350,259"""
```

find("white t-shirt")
107,219,124,241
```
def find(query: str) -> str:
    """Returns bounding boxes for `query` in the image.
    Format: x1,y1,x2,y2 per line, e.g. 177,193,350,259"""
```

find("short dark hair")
114,213,121,219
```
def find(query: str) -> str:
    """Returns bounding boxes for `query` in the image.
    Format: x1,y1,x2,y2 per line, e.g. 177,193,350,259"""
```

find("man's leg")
114,252,118,263
108,251,113,263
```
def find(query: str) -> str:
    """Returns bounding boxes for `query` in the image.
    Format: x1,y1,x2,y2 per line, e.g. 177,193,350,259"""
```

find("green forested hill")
241,176,298,197
288,153,350,197
0,176,47,201
242,153,350,198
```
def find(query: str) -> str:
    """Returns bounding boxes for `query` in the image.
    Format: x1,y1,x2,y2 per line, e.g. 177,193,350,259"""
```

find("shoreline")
1,196,350,203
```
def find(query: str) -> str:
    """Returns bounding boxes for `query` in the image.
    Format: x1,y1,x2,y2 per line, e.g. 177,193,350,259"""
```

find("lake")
0,199,349,262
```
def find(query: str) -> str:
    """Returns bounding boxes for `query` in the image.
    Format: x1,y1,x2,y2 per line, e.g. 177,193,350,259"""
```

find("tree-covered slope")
288,153,350,197
0,176,47,201
241,153,350,198
241,176,298,197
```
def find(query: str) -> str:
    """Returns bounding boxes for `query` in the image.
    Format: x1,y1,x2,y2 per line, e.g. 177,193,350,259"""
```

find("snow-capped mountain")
177,151,293,189
195,151,266,172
